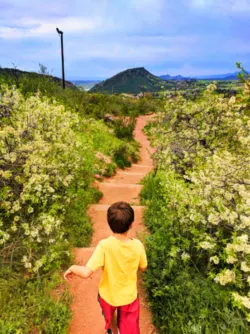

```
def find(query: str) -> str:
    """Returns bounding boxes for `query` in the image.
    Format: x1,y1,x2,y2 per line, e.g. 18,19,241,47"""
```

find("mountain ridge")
160,74,191,80
160,71,249,81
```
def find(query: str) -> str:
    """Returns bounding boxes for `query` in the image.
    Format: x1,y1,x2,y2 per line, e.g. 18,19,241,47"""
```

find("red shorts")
98,294,140,334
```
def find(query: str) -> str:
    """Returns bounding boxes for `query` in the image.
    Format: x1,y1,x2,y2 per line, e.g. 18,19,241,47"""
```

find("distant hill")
160,74,191,81
0,68,76,89
193,71,249,80
90,67,167,94
70,80,101,91
159,71,249,81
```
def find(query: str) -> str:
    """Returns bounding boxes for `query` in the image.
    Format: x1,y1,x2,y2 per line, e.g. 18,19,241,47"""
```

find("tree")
38,63,49,75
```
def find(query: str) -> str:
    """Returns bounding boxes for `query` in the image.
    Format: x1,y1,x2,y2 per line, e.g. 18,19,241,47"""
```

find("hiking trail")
68,115,157,333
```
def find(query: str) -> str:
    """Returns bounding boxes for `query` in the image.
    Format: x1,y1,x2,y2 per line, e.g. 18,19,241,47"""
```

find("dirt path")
68,115,156,334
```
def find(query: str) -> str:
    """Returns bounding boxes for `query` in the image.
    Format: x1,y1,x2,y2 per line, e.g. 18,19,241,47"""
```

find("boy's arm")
140,266,147,272
64,241,104,281
64,265,93,281
139,242,148,271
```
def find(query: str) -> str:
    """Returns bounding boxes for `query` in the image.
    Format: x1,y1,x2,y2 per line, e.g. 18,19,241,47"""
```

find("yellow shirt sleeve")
86,242,105,271
139,243,147,269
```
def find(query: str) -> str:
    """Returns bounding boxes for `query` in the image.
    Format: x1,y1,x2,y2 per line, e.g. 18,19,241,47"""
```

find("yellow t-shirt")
86,235,147,306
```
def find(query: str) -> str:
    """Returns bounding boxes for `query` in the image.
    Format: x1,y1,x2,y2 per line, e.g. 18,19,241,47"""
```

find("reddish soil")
68,115,157,334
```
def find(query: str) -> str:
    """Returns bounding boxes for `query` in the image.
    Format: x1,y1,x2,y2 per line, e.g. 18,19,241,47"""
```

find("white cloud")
64,33,197,65
189,0,250,13
0,16,107,39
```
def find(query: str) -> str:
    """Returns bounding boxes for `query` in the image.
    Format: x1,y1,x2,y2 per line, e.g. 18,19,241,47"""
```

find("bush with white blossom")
0,85,136,276
141,71,250,330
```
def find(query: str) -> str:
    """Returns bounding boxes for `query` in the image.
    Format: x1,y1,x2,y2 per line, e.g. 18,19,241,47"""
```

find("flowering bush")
1,86,84,274
0,86,138,276
141,77,250,330
0,84,141,331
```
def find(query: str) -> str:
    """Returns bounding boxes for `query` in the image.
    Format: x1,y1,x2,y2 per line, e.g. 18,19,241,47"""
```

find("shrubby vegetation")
2,64,245,332
0,82,142,332
161,79,242,101
0,68,162,120
141,69,250,332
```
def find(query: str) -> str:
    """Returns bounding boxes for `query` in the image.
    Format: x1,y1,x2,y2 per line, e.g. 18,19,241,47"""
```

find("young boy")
64,201,148,334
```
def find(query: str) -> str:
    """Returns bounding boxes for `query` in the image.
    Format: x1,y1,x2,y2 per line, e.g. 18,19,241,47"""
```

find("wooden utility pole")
56,28,65,89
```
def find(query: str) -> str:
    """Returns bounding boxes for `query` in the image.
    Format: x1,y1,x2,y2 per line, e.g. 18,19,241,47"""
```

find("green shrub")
141,172,249,333
140,77,250,331
113,115,136,140
64,186,103,247
0,272,71,334
0,85,142,332
144,251,248,333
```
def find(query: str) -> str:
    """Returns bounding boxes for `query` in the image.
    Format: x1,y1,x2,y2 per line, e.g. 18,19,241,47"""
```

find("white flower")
233,292,250,309
229,96,236,104
48,186,55,193
200,241,215,250
11,224,17,232
22,256,28,262
224,192,233,201
33,259,43,272
214,270,236,285
226,255,237,264
181,252,190,261
31,229,38,238
11,201,21,213
241,262,250,273
236,234,248,243
210,256,219,264
240,215,250,228
28,206,34,214
208,213,220,225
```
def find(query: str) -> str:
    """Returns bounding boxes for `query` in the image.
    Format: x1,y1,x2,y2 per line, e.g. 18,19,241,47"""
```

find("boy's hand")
63,265,93,280
64,268,74,281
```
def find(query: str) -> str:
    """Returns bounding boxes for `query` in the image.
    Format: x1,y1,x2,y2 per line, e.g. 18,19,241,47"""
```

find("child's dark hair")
107,201,134,234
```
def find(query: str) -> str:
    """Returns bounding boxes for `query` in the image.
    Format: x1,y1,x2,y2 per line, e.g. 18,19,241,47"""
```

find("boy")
64,201,148,334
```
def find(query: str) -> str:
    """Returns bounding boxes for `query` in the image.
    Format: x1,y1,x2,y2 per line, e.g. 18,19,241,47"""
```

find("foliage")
0,67,162,125
141,76,250,331
1,86,80,274
0,271,71,334
0,85,140,273
0,85,141,331
144,230,248,333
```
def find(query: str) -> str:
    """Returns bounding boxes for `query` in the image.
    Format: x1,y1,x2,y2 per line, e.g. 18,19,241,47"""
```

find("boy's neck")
113,231,131,241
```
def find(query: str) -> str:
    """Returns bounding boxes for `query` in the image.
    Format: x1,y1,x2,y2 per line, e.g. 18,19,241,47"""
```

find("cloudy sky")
0,0,250,79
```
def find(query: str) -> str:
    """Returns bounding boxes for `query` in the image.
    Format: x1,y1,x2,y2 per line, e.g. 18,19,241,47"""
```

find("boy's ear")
129,222,134,229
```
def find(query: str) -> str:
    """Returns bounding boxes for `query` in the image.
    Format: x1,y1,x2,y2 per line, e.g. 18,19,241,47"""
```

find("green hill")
90,67,167,94
0,67,76,89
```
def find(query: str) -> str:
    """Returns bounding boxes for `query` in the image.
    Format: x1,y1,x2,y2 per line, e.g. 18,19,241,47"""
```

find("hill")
0,67,76,89
70,80,101,91
90,67,167,94
159,71,249,81
193,71,249,80
160,74,191,80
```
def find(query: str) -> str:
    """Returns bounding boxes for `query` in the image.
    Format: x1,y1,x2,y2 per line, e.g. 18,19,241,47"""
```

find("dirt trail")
68,115,156,334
